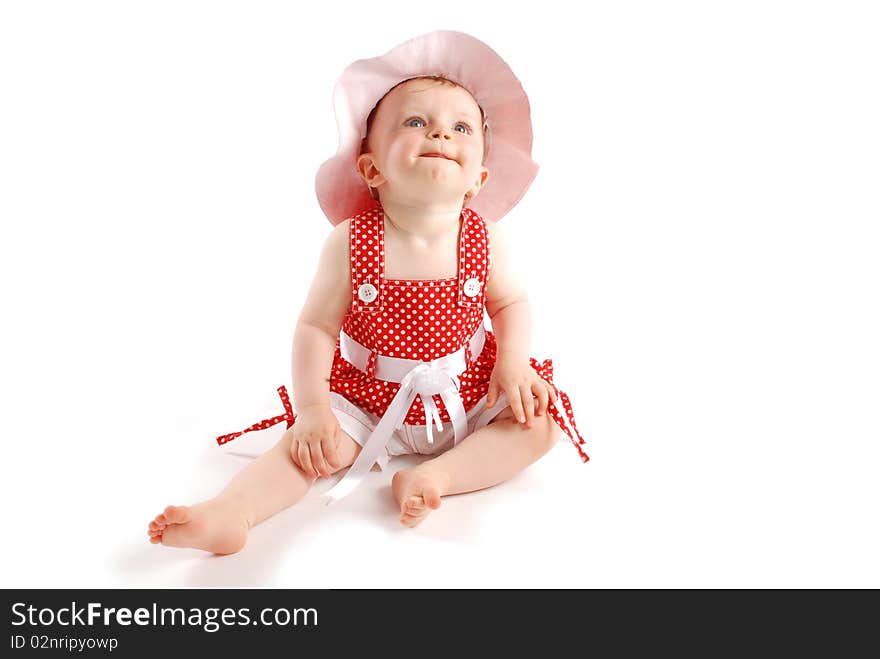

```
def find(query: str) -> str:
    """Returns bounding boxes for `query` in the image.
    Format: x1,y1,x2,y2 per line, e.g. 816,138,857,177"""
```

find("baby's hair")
359,75,489,202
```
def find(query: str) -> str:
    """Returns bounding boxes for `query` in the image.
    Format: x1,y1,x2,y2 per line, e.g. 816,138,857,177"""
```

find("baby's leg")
392,406,559,527
148,428,361,554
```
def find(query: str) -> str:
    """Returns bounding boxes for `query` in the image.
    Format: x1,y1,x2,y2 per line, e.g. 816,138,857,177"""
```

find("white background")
1,1,878,588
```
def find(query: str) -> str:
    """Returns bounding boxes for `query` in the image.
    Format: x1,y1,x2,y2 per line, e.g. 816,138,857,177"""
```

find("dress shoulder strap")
456,208,489,310
348,206,385,313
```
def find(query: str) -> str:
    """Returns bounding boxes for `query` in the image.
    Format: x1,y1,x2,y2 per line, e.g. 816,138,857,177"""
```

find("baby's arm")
291,220,352,411
484,219,531,363
484,220,556,425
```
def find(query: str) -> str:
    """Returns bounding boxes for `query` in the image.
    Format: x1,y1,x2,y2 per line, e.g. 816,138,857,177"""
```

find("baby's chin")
379,183,471,208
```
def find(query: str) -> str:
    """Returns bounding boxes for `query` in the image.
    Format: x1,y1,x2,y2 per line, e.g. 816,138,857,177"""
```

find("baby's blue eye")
455,123,471,134
406,118,425,128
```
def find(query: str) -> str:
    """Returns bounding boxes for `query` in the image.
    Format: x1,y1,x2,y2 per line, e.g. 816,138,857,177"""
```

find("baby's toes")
399,514,422,528
148,525,164,544
400,496,431,526
402,495,425,515
163,505,191,524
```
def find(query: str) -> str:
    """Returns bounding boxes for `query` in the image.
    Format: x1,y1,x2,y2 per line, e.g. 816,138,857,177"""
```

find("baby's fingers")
520,384,536,427
289,439,302,469
309,441,331,479
534,381,550,416
486,380,499,408
543,382,558,409
323,433,341,470
298,441,316,479
507,387,526,424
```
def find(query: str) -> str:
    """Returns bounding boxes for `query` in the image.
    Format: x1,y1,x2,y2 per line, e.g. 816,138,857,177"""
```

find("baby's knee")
490,405,558,454
329,430,362,473
529,413,561,455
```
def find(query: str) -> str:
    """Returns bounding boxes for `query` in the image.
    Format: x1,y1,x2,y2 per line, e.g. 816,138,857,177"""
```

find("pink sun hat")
315,30,538,226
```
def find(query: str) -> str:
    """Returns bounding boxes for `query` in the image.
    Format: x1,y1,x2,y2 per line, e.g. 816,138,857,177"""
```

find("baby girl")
148,31,587,554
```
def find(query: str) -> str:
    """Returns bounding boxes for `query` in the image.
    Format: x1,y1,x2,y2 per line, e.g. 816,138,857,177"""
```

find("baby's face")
357,79,490,207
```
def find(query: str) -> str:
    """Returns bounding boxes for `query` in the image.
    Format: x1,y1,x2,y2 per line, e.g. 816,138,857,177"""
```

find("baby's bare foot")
147,500,249,555
391,466,450,528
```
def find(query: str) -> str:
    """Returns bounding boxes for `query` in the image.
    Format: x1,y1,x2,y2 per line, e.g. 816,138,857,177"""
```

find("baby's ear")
466,167,490,202
356,153,385,189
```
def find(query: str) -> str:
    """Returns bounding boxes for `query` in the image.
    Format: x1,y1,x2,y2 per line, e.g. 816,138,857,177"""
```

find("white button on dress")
463,277,481,297
358,282,378,303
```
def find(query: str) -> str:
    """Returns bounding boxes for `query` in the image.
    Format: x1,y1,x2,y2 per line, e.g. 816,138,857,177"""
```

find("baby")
148,31,587,554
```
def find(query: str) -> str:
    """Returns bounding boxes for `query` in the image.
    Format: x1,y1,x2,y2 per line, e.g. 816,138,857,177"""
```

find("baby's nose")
430,127,451,140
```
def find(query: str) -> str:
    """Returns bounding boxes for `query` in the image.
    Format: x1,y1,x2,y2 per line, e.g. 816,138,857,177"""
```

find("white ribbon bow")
322,361,468,505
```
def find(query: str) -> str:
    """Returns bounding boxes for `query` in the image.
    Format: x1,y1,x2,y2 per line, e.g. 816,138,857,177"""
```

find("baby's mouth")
419,152,455,162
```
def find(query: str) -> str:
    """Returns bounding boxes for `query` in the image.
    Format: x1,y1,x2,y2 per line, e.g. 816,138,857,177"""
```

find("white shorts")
328,391,512,470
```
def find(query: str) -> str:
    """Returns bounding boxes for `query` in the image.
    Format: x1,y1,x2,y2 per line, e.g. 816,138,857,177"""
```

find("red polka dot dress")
218,202,588,462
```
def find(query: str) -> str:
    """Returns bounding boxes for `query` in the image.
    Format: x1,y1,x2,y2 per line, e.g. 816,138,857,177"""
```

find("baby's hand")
486,356,557,429
289,404,343,479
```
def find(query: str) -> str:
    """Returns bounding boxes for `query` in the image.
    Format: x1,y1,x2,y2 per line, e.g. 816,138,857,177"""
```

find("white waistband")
339,324,486,382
